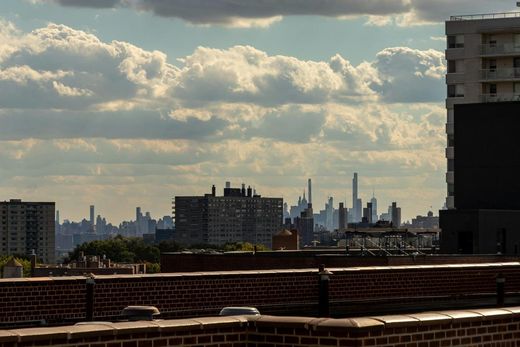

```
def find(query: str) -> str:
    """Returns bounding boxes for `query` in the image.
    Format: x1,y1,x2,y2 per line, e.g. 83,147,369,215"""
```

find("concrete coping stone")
253,315,317,329
191,316,249,328
369,314,421,328
10,327,69,342
4,307,520,343
314,318,385,331
503,307,520,315
64,323,117,339
407,312,453,326
0,330,19,343
107,320,162,334
434,310,484,321
466,308,513,320
149,319,206,332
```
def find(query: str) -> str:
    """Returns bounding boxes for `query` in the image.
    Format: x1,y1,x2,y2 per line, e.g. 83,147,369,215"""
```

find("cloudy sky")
0,0,516,223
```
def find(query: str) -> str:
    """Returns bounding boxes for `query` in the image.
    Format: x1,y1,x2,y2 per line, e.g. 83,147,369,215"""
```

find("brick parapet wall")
161,253,520,272
1,263,520,324
3,307,520,346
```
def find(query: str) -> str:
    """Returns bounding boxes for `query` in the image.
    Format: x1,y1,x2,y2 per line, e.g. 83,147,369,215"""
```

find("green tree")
145,262,161,273
68,236,160,263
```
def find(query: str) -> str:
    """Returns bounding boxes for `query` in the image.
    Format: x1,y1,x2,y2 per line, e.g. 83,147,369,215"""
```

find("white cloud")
370,47,445,102
0,20,447,221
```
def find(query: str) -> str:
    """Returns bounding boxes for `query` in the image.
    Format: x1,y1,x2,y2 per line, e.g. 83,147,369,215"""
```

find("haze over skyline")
0,0,516,222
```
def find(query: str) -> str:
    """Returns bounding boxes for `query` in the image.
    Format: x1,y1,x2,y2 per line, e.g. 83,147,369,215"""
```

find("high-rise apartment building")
174,184,283,248
444,12,520,208
441,12,520,254
0,200,55,263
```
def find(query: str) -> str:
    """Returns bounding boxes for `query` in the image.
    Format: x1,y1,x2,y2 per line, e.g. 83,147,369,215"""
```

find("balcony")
481,93,520,102
446,196,455,210
446,122,454,135
445,147,455,159
446,171,454,184
481,43,520,56
481,68,520,81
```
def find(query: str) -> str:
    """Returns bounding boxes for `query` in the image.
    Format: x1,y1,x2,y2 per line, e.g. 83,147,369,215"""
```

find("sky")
0,0,516,223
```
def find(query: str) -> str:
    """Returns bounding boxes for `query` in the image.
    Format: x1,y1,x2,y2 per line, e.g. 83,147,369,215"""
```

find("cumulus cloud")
173,46,376,107
370,47,445,103
0,21,445,114
0,20,447,221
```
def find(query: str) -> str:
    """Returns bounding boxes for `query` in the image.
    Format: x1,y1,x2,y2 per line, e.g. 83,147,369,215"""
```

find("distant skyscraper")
89,205,94,227
352,173,358,222
308,178,312,205
370,195,378,223
338,202,346,231
391,202,401,228
56,210,60,225
136,207,142,222
356,198,362,223
325,197,334,231
295,203,314,247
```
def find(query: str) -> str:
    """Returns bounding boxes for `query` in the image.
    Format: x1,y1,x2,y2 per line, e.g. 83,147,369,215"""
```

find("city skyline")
0,0,516,223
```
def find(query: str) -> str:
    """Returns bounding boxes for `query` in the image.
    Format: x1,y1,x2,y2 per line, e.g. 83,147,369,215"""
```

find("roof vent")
121,306,160,321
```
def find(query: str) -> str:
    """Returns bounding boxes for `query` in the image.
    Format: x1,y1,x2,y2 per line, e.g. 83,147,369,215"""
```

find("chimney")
241,183,246,197
247,185,252,197
211,185,216,196
225,181,231,189
30,249,37,277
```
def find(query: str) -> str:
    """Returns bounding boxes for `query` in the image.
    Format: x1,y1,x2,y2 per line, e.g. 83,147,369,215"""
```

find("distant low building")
0,199,55,263
32,252,145,277
410,212,439,229
272,229,299,250
174,184,283,248
3,258,23,278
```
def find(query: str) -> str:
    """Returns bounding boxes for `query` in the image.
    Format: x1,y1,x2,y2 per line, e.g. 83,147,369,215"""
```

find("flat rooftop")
450,11,520,21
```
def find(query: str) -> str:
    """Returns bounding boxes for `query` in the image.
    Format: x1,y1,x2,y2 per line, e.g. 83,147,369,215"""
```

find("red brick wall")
0,278,86,323
161,252,518,272
1,263,519,324
3,308,520,347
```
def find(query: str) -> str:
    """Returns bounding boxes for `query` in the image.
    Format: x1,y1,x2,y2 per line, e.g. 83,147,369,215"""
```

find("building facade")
174,185,283,248
441,13,520,254
0,199,55,263
445,13,520,208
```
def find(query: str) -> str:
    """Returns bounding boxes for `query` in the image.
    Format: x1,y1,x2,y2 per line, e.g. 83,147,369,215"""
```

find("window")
448,134,455,147
447,109,454,124
448,183,455,196
448,60,456,73
489,59,497,71
448,35,464,49
514,82,520,94
448,159,455,172
448,84,464,97
490,84,497,95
